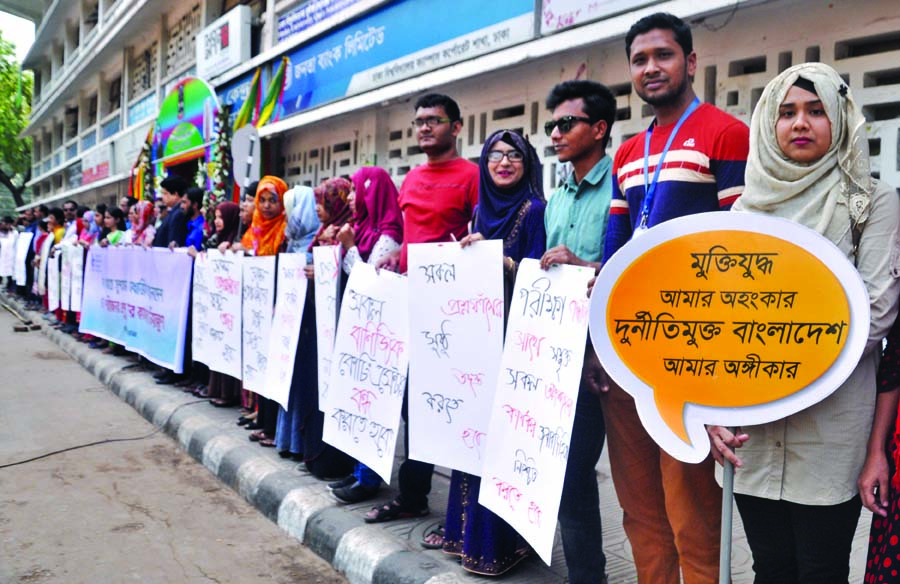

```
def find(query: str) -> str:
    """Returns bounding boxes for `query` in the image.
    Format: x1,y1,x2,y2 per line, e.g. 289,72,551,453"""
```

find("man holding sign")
600,13,749,584
541,80,617,584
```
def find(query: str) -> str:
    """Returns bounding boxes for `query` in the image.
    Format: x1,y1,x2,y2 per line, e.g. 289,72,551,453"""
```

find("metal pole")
719,433,736,584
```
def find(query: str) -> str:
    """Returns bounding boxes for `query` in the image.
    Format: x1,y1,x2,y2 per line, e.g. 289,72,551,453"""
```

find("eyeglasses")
487,150,524,163
412,116,452,129
544,116,594,137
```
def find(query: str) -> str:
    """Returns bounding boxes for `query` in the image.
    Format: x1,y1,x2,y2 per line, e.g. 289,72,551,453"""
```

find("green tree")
0,30,32,208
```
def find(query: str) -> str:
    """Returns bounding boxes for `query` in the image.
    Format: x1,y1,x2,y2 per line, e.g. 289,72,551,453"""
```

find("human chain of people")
5,10,900,584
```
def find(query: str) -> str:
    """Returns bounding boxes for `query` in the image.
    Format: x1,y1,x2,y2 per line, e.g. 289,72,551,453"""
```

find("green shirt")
544,156,613,263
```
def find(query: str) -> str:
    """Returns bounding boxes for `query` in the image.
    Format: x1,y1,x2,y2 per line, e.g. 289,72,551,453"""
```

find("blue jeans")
558,388,607,583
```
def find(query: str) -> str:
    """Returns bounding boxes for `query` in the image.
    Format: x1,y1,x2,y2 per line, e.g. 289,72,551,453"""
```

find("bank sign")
280,0,534,118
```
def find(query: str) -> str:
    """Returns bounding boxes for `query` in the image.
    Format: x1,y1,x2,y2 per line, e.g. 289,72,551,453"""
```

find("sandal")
421,525,445,549
364,499,429,524
259,438,276,447
248,430,268,442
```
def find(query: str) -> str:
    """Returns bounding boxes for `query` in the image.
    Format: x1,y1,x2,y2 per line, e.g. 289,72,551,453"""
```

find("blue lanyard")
638,97,701,229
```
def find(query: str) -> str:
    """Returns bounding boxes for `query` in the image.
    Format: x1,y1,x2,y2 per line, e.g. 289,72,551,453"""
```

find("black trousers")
397,387,434,510
735,493,861,584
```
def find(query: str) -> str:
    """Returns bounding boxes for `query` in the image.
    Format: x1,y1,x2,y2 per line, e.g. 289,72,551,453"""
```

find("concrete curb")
3,296,473,584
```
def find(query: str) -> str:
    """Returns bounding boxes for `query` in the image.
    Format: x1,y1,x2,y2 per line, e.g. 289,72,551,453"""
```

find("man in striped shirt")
600,12,749,584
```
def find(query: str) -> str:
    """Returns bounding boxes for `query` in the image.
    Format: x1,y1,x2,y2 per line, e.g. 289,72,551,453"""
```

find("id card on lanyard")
633,97,701,237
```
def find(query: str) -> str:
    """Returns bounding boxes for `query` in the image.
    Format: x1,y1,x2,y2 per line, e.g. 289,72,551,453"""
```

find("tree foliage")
0,30,33,208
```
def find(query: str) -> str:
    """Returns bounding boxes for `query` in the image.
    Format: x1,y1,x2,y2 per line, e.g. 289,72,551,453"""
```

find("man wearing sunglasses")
600,13,749,584
368,93,478,527
541,79,617,584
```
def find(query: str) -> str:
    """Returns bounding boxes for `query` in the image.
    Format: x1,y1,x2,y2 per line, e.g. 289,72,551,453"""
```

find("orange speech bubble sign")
590,213,869,463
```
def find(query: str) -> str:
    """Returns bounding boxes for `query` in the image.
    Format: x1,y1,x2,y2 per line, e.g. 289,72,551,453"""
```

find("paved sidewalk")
0,293,873,583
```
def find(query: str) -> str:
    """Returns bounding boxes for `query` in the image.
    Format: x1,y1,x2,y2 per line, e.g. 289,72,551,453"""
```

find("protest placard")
241,256,276,392
14,231,34,286
59,244,72,311
589,212,869,463
191,252,213,367
203,250,243,379
313,245,341,412
407,240,504,475
478,258,593,565
0,231,16,277
69,245,85,312
37,235,53,295
324,263,410,483
262,253,308,409
47,250,60,310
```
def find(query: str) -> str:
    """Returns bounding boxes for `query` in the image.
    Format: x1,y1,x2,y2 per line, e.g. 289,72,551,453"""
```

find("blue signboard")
277,0,362,43
279,0,534,119
218,70,258,128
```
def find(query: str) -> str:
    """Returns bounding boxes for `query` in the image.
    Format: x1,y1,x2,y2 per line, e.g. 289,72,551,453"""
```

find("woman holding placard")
436,129,545,574
709,63,900,582
234,177,290,447
326,167,404,504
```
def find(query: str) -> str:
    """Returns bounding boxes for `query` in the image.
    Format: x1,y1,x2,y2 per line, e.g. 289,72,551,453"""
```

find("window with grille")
165,4,202,77
129,41,158,98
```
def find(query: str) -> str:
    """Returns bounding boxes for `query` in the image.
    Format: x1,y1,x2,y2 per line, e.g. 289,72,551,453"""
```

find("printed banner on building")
241,256,277,392
313,245,342,412
280,0,534,118
324,263,410,483
79,247,194,372
478,259,593,565
262,254,309,409
407,241,504,475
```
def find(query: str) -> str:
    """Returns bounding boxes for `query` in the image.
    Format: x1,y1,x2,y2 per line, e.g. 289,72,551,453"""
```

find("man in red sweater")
367,93,478,527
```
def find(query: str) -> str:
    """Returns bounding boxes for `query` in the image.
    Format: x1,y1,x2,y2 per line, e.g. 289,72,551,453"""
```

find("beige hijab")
733,63,872,239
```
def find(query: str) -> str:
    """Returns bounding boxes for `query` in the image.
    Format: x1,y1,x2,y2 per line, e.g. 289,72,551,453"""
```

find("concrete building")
12,0,900,210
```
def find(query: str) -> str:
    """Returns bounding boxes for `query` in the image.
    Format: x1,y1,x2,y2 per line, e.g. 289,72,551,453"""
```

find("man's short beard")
637,74,691,108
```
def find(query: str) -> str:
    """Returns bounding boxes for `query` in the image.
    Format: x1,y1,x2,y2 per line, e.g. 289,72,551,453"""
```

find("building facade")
17,0,900,210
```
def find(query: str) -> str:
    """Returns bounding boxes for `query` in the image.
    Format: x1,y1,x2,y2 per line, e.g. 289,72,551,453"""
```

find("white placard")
313,245,342,412
69,245,85,312
478,259,593,565
59,244,72,311
37,235,53,295
324,263,410,483
47,252,60,310
241,256,277,392
203,250,244,378
191,253,213,367
0,231,18,277
407,240,504,475
14,231,34,286
262,254,309,409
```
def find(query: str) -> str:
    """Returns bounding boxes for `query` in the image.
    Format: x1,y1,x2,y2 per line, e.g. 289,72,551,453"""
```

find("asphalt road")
0,308,347,584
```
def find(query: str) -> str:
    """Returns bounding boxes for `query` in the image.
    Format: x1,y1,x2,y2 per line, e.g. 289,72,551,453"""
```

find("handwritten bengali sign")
262,254,309,409
79,247,194,371
202,250,243,379
478,259,593,564
59,244,73,311
590,212,869,463
47,250,60,310
324,263,410,483
37,235,53,295
192,253,213,367
242,256,276,392
69,245,85,312
407,241,504,475
14,231,34,286
313,245,342,412
0,231,16,277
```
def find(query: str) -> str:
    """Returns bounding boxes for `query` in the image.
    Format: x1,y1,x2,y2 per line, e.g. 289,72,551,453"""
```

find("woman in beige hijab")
709,62,900,582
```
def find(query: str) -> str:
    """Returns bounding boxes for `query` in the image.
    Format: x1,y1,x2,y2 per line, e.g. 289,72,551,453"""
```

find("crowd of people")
4,11,900,584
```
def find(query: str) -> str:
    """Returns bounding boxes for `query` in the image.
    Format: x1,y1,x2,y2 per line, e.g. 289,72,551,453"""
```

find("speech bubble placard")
590,212,869,463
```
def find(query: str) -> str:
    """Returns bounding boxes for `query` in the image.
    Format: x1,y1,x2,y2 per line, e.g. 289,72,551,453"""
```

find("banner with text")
478,259,593,565
324,263,410,483
79,247,194,371
203,251,244,378
407,241,504,475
